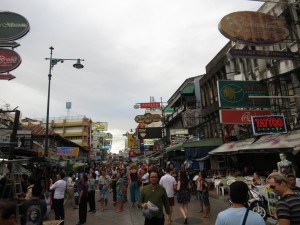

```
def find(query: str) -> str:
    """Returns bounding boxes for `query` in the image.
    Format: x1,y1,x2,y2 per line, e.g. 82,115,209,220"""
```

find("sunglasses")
269,185,276,189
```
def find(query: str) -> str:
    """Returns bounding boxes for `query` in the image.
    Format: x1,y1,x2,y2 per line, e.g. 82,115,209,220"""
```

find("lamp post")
44,46,84,157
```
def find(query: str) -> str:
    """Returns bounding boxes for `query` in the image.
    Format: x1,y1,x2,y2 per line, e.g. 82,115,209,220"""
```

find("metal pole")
45,46,54,157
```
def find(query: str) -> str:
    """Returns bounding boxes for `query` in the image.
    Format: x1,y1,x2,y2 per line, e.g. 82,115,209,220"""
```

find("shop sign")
218,80,270,108
135,113,161,124
219,11,289,45
56,147,79,156
0,12,30,41
138,127,162,139
92,122,108,131
251,115,287,136
0,48,21,73
140,102,160,108
220,109,270,124
228,48,295,60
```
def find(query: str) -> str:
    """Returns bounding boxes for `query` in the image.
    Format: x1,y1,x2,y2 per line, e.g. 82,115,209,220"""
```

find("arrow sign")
0,74,16,80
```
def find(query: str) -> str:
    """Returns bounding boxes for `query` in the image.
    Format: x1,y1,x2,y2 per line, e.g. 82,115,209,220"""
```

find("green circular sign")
0,11,30,41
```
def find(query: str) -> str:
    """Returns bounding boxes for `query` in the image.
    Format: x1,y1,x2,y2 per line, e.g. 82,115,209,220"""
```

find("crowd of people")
2,153,300,225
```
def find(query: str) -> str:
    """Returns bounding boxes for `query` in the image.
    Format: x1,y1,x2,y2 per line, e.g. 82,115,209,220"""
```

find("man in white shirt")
50,171,67,224
159,167,177,224
141,168,149,187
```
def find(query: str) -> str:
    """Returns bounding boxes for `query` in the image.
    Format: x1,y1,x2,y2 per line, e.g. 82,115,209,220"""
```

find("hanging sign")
251,115,287,136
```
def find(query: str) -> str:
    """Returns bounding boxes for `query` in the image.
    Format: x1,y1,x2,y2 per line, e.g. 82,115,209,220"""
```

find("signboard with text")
251,115,287,136
218,80,270,108
140,102,160,108
220,109,271,124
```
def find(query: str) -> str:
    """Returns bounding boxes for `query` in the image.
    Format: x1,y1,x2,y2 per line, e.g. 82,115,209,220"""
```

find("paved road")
48,190,277,225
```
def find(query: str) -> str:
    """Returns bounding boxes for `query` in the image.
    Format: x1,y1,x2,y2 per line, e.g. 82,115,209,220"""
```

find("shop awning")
166,143,184,153
209,138,255,155
209,130,300,155
166,138,222,153
239,131,299,154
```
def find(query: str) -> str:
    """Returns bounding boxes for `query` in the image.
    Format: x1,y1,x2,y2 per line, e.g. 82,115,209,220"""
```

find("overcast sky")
1,0,262,153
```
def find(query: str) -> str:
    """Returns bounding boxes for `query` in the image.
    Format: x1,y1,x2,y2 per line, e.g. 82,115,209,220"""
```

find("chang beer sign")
0,12,30,41
218,80,270,108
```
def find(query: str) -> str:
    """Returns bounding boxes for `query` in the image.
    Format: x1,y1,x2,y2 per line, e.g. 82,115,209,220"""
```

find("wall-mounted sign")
219,11,289,45
56,147,79,156
0,48,21,73
140,102,160,108
227,48,295,60
0,12,30,41
92,122,108,131
218,80,270,108
138,127,162,139
220,109,271,124
251,115,287,136
135,113,161,124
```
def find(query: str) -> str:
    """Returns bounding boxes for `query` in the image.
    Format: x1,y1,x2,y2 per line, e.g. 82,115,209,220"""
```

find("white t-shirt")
95,170,99,180
50,179,67,199
159,173,177,198
142,172,149,184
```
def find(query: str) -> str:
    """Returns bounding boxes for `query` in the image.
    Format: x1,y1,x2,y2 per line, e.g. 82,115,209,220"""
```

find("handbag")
242,208,249,225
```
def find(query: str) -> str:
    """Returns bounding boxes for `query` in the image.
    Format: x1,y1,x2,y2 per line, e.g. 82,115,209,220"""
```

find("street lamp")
44,46,84,157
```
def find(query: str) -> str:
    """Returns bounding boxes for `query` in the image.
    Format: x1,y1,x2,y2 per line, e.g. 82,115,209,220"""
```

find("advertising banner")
251,115,287,135
218,80,270,108
220,109,271,124
127,134,135,148
56,147,79,156
140,102,160,108
92,122,108,131
138,127,162,139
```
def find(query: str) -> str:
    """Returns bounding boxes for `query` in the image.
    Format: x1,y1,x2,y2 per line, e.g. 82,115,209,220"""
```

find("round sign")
0,48,22,73
218,11,289,45
0,12,30,41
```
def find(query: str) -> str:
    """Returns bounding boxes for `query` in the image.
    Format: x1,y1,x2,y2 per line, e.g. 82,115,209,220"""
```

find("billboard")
92,122,108,131
138,127,162,139
220,109,271,124
219,11,289,45
56,147,79,156
218,80,270,108
251,115,287,136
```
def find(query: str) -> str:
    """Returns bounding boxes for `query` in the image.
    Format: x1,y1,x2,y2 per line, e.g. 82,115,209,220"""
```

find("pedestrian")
215,181,265,225
140,171,171,225
176,170,191,224
141,168,150,187
99,170,111,211
49,171,66,224
0,200,18,225
287,174,300,195
159,167,176,223
196,171,204,213
267,172,300,225
115,169,128,213
76,174,88,225
111,171,118,206
129,165,140,207
20,183,47,225
64,171,77,209
200,173,211,218
87,172,96,213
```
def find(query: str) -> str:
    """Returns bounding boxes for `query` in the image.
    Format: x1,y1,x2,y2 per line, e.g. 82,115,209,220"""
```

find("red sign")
0,73,15,80
251,115,287,135
220,109,270,124
140,102,160,108
0,48,22,73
